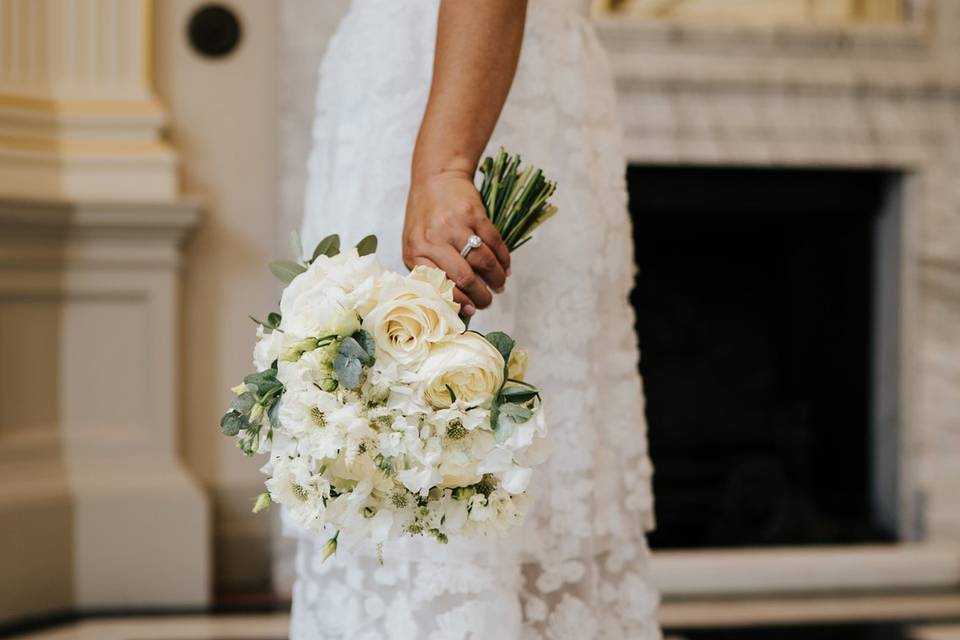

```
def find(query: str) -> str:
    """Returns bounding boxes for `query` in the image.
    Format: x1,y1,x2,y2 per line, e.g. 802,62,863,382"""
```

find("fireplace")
629,167,902,550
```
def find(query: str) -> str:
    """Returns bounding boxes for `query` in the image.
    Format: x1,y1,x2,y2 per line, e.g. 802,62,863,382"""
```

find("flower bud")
330,309,361,339
280,337,319,362
320,531,339,562
251,491,272,514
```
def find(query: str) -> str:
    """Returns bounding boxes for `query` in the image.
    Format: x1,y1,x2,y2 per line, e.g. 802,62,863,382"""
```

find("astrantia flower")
265,457,328,530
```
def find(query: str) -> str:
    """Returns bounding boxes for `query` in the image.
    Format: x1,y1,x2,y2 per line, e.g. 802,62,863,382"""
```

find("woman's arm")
402,0,528,316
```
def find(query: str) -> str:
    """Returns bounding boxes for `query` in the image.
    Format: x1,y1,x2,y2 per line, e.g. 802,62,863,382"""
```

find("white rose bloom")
253,326,285,371
417,332,505,409
280,249,382,339
362,267,464,367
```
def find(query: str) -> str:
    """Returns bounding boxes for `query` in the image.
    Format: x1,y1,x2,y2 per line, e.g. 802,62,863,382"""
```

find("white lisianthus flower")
501,465,533,494
417,332,505,409
397,465,442,495
280,249,382,339
362,267,464,367
253,326,285,371
438,447,482,488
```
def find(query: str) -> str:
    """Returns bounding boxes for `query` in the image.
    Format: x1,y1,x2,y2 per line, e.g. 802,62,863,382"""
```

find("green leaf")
352,329,376,364
249,312,283,332
355,234,378,257
269,260,306,284
267,397,281,427
500,385,539,404
311,234,341,261
244,369,281,397
445,384,457,404
499,402,533,423
231,391,257,415
289,230,304,261
484,331,515,364
220,411,247,437
338,336,375,368
494,402,533,444
334,352,363,390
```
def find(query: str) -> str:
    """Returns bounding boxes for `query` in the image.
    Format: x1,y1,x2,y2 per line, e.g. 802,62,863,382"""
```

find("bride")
292,0,659,637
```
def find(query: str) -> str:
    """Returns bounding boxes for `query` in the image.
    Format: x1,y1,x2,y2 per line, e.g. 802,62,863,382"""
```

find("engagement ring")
460,234,483,258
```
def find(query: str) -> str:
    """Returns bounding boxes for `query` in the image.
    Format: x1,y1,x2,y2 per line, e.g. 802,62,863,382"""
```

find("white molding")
0,197,208,622
652,544,960,597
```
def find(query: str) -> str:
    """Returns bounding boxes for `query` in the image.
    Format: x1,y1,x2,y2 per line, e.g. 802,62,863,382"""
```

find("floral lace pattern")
293,1,659,637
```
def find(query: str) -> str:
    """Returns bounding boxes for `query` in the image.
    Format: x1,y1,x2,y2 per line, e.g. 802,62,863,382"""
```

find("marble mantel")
598,0,960,594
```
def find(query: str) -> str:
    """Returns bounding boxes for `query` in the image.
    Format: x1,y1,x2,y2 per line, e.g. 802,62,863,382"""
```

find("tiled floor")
4,595,960,640
5,614,290,640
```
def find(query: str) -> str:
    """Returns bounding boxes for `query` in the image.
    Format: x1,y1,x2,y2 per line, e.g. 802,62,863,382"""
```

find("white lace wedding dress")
292,1,659,638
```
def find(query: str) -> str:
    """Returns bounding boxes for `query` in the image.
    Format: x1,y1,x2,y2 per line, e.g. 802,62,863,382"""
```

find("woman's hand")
403,169,511,316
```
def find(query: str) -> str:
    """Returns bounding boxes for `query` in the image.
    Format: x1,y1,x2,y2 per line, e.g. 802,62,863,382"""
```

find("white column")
0,0,177,201
0,0,208,625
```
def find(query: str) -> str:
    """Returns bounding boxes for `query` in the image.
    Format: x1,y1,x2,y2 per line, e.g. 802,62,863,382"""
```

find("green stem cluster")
479,148,558,251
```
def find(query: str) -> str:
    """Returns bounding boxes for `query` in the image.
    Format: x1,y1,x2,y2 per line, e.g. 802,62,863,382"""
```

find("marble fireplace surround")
597,2,960,595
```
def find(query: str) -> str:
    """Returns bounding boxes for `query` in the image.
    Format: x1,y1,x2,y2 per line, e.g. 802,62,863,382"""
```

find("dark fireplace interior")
629,166,899,549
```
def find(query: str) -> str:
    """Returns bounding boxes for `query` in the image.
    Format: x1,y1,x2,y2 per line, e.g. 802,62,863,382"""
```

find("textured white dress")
293,1,659,638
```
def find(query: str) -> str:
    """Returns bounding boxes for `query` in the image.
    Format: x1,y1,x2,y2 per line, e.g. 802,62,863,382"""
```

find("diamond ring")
460,234,483,258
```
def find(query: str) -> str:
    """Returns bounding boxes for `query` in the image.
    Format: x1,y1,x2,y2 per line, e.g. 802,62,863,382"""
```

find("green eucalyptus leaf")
231,391,257,415
220,411,247,437
499,402,533,424
269,260,306,284
243,369,281,397
355,234,378,257
267,312,282,329
312,234,341,261
334,352,363,389
484,331,515,364
500,386,539,404
339,336,374,367
267,396,282,427
289,230,304,261
352,329,376,364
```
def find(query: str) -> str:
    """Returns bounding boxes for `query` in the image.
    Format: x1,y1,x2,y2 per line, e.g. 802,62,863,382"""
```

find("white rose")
362,266,464,367
279,249,382,339
417,332,505,409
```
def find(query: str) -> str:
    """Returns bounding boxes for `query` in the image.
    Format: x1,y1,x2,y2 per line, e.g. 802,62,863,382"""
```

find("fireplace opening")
629,166,902,549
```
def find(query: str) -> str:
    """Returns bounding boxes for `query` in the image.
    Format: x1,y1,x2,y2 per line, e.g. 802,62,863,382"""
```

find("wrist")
411,150,477,185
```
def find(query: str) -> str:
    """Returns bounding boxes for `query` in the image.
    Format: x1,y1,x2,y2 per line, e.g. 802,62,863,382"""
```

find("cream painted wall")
153,0,280,590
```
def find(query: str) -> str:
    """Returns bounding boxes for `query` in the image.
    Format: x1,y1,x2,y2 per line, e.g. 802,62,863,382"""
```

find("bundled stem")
479,148,557,252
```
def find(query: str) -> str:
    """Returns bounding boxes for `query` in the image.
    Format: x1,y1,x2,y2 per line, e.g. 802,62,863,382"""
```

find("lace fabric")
293,2,660,637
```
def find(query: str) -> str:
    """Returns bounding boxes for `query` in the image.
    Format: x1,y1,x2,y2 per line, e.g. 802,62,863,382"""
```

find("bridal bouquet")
221,150,555,556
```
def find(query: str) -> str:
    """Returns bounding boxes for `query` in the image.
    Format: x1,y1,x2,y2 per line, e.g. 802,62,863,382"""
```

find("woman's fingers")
411,255,479,316
432,244,494,310
464,241,506,293
472,215,511,274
